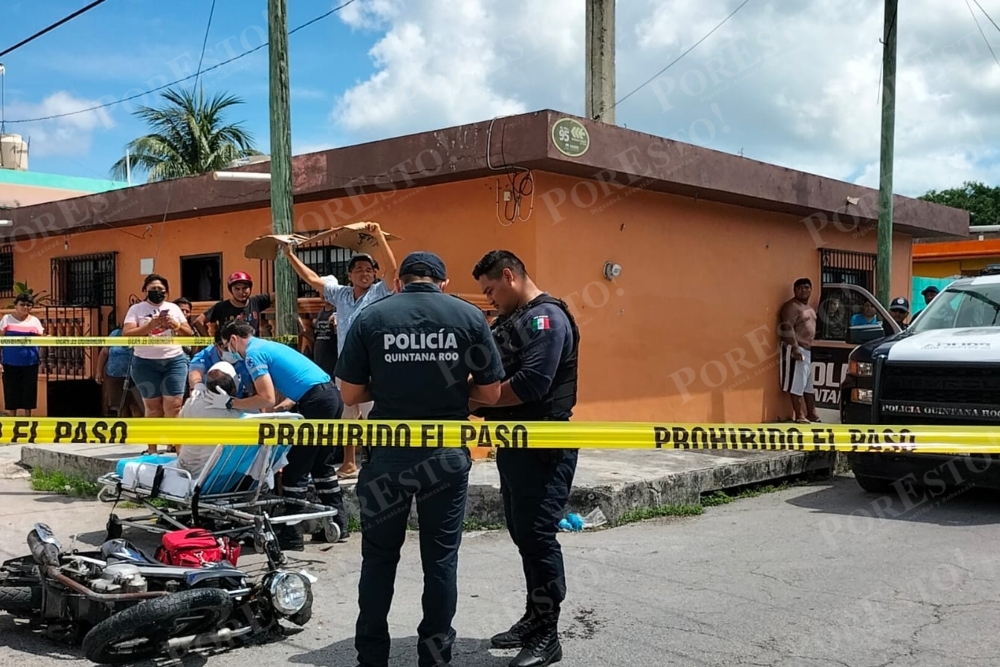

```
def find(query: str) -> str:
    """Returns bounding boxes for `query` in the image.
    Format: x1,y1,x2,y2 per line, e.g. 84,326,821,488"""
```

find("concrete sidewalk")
8,443,842,525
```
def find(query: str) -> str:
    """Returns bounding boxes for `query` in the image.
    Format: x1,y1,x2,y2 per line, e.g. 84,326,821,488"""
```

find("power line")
596,0,752,121
0,0,108,59
194,0,218,91
4,0,357,124
971,0,1000,36
965,0,1000,73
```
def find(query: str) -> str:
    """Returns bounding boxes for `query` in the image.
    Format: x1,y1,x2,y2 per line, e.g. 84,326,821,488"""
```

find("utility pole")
586,0,616,123
267,0,298,341
875,0,897,307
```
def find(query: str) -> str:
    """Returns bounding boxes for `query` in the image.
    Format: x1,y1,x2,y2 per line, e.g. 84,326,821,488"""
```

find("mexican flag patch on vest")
530,315,550,331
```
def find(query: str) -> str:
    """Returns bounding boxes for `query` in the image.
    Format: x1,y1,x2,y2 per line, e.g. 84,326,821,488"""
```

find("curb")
19,445,839,527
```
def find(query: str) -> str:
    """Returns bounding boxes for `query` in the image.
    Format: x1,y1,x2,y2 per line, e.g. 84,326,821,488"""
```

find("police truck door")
811,283,902,424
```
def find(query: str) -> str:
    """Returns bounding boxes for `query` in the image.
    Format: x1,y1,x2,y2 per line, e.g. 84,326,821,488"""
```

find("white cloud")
333,0,1000,196
4,92,115,159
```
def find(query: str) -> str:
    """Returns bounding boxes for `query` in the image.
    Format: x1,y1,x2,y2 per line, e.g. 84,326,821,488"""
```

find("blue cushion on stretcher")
198,445,261,496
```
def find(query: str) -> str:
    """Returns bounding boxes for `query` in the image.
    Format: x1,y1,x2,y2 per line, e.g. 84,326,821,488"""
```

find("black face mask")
146,289,166,305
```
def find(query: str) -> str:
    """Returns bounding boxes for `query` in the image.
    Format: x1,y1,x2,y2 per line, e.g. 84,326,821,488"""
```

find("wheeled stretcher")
95,413,341,563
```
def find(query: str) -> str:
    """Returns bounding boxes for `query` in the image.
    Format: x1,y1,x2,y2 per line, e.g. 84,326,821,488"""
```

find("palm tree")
111,87,263,183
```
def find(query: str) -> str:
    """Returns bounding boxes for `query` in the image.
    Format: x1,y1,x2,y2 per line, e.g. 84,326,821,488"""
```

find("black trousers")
3,363,39,411
281,382,348,533
496,448,579,622
355,447,471,667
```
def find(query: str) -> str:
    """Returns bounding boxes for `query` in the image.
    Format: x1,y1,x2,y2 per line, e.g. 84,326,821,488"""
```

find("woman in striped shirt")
0,293,45,416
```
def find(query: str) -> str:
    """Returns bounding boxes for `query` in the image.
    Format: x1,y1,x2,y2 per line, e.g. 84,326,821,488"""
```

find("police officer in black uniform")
335,251,505,667
470,250,580,667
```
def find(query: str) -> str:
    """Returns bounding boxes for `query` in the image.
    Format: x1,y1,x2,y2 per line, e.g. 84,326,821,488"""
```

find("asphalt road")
1,474,999,667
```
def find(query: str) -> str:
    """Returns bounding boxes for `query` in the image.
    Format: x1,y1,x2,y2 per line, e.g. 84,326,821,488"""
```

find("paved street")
1,474,999,666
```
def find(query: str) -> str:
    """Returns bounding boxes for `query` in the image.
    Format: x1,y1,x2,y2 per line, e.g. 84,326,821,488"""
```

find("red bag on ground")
155,528,241,567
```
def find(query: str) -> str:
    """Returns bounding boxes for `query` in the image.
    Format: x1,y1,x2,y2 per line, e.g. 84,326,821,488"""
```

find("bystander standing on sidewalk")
123,274,191,454
0,293,44,417
96,326,144,419
283,222,399,479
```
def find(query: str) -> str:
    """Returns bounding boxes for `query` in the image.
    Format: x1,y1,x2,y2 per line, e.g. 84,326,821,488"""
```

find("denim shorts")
130,355,189,399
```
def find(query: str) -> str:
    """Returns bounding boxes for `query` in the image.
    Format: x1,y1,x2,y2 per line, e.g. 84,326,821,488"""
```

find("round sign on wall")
552,118,590,157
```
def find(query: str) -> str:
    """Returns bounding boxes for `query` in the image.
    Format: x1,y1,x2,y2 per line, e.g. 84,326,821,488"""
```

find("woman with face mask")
123,274,193,454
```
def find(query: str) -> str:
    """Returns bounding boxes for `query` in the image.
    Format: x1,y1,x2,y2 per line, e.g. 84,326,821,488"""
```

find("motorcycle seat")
100,539,165,567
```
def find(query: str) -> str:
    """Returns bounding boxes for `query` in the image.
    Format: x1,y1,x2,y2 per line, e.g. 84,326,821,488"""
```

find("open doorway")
180,254,222,302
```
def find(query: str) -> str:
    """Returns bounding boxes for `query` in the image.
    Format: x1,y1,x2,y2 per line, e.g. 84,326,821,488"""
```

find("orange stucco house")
912,232,1000,278
0,110,967,422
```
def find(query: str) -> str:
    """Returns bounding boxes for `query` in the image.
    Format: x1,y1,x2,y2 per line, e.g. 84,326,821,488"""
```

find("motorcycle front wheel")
82,588,233,665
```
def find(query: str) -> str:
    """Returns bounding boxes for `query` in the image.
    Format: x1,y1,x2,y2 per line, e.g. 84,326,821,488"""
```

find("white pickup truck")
836,272,1000,493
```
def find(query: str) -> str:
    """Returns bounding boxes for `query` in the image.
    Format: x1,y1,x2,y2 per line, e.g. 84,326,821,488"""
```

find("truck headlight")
268,571,310,616
852,388,873,404
849,361,873,377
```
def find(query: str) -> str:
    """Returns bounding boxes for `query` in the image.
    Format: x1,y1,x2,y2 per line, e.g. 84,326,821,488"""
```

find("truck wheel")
854,473,893,494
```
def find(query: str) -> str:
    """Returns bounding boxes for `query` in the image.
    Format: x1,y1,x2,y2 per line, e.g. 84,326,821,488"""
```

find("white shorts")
335,377,373,420
780,344,814,397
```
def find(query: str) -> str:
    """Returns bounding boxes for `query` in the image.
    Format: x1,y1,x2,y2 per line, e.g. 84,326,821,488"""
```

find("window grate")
259,233,360,298
51,253,117,308
819,249,876,294
0,245,14,298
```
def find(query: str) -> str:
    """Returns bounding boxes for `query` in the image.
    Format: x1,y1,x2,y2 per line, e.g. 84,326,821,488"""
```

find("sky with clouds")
2,0,1000,197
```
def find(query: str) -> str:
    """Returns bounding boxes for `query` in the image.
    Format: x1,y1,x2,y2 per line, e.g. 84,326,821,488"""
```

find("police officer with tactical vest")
335,251,505,667
470,249,581,667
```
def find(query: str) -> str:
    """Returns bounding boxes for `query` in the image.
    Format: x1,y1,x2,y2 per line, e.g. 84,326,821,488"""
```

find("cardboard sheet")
244,222,403,261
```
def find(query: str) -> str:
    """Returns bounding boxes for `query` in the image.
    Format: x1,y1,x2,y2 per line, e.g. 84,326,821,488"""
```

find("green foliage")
920,181,1000,227
30,468,100,498
10,281,52,307
110,87,263,183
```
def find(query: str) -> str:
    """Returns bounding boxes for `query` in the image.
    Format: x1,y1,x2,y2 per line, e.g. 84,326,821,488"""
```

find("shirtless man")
779,277,819,423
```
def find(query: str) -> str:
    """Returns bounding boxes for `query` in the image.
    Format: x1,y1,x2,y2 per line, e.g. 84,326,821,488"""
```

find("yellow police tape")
3,418,1000,454
0,336,299,347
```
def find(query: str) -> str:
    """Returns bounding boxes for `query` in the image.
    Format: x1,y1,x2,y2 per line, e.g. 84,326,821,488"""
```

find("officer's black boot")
490,597,537,649
277,522,304,552
508,611,561,667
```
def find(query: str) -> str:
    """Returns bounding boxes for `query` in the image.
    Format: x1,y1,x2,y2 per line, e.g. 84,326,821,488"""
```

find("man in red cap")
194,271,274,337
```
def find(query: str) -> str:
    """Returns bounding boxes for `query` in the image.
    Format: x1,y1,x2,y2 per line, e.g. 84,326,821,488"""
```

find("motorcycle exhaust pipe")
46,568,170,601
166,625,254,652
28,531,60,568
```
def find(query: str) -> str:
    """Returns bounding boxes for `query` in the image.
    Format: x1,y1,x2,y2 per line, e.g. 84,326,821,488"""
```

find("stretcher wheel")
323,518,340,543
106,514,123,540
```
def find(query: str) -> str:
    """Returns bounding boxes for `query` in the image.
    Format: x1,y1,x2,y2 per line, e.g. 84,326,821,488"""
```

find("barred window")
259,234,360,298
819,249,876,294
0,245,14,298
51,253,117,307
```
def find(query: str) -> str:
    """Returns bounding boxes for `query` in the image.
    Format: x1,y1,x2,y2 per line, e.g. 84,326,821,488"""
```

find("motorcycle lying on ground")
0,520,315,665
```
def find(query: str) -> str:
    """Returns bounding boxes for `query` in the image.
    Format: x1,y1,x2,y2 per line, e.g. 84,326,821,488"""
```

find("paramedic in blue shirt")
335,251,504,667
470,249,581,667
211,320,349,550
283,222,399,479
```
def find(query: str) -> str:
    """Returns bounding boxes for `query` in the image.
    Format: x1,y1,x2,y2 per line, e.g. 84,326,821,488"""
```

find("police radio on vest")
383,331,458,350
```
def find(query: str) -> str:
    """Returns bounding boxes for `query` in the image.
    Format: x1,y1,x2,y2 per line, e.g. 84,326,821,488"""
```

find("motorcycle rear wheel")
82,588,233,665
0,585,41,616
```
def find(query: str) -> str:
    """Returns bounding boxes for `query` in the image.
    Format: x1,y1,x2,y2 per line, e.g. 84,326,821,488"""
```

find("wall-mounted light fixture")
212,171,272,182
603,261,622,280
0,220,13,227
